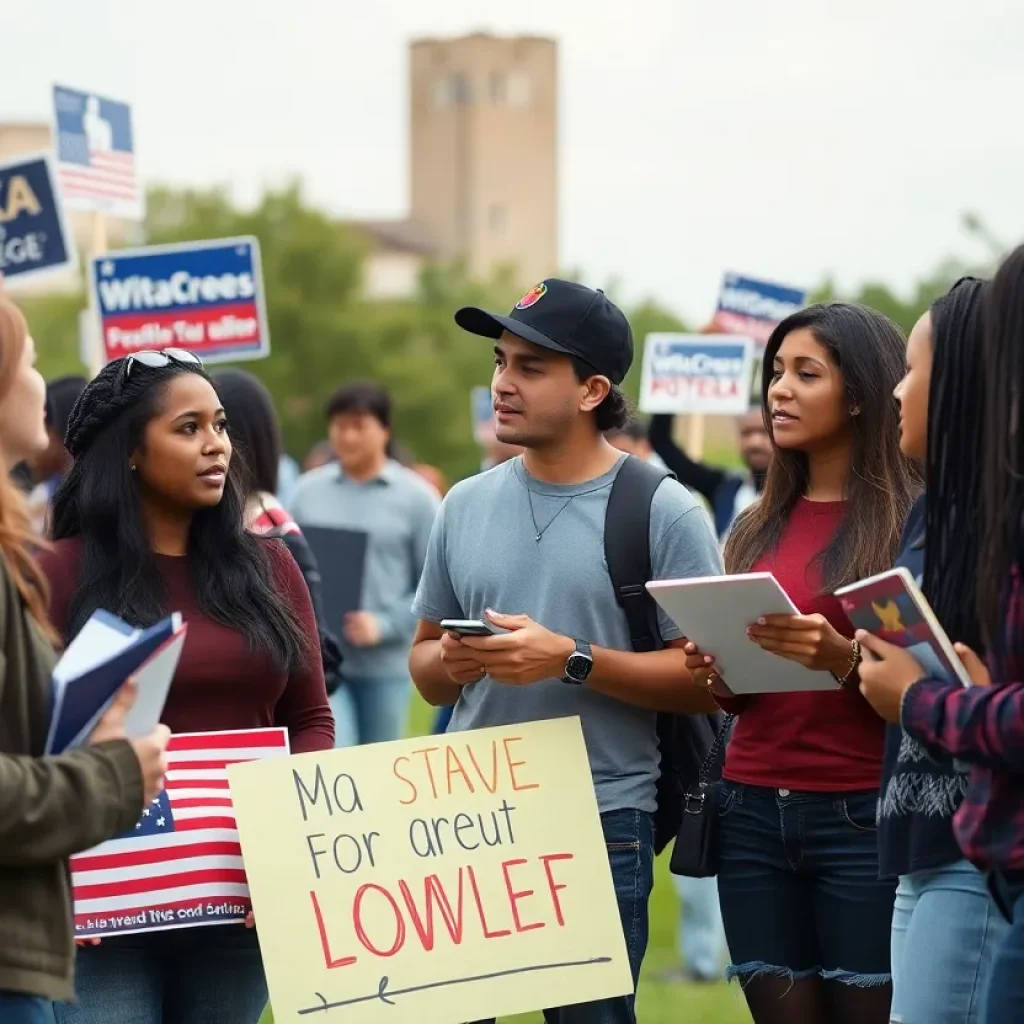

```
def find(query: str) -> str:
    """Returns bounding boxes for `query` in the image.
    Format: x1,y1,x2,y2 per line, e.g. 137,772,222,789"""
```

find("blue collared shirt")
290,459,439,680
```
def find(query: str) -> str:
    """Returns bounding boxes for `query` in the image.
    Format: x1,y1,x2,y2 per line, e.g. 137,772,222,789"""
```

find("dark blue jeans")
984,878,1024,1024
716,782,894,1023
472,807,654,1024
0,993,56,1024
52,926,265,1024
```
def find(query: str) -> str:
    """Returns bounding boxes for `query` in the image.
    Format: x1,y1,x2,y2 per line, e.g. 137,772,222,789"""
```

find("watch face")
566,653,593,682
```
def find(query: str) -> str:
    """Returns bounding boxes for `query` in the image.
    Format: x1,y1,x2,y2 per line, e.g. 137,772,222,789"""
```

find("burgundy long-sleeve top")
716,498,886,791
38,537,334,754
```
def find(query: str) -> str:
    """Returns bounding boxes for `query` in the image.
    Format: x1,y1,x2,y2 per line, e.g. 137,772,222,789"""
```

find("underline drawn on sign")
296,956,614,1014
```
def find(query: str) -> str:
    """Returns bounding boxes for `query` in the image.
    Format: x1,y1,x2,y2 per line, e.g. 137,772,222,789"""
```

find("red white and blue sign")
53,85,142,220
639,334,755,415
0,152,77,285
90,237,270,366
710,273,806,347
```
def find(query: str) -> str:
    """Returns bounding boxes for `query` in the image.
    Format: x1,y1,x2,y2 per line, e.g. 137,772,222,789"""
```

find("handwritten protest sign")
639,333,754,415
228,718,632,1023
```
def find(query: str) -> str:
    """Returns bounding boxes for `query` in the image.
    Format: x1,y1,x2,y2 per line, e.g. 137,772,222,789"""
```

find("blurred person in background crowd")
605,415,666,469
649,409,771,539
688,304,919,1024
302,440,334,474
24,376,86,535
214,369,343,696
857,243,1024,1024
410,280,723,1024
291,381,438,747
276,451,300,508
0,298,167,1024
413,462,448,497
855,278,1008,1024
42,351,333,1024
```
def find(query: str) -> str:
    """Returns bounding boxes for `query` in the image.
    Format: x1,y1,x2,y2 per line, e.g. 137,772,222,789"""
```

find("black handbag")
668,714,734,878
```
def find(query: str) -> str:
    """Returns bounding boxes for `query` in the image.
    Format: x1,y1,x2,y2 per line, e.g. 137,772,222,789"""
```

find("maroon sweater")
719,498,885,791
38,537,334,754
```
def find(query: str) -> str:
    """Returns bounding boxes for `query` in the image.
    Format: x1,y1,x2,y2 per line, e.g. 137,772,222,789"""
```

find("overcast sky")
4,0,1021,320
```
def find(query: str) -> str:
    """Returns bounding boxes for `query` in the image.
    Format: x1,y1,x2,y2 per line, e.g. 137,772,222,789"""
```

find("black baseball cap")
455,279,634,385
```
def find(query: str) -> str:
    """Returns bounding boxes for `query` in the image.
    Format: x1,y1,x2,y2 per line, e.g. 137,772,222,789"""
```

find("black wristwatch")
562,639,594,684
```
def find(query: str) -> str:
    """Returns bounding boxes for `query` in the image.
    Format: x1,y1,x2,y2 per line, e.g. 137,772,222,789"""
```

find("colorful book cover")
837,569,970,686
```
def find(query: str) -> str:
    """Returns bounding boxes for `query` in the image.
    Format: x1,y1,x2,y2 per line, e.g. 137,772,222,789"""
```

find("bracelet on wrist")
832,638,861,687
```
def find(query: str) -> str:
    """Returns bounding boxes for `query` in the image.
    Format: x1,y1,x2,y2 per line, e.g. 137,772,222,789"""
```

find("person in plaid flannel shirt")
854,242,1024,1024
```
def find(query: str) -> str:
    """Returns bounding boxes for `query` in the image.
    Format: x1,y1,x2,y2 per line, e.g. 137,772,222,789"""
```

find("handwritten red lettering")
353,883,406,957
398,873,466,949
466,864,512,939
539,853,574,926
392,756,418,805
310,889,357,968
503,737,539,792
501,858,545,933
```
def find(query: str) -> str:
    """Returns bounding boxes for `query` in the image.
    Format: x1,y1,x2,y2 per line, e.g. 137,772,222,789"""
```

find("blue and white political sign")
639,334,755,415
52,85,142,220
0,153,77,285
710,273,806,347
90,237,269,366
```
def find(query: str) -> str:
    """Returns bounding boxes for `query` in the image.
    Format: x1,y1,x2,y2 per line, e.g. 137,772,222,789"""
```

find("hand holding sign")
228,719,632,1023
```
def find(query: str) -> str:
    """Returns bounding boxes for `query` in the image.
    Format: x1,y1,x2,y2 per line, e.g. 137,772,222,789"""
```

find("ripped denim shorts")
716,781,894,988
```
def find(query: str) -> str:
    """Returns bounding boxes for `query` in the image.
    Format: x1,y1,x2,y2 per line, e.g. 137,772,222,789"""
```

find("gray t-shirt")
411,455,724,813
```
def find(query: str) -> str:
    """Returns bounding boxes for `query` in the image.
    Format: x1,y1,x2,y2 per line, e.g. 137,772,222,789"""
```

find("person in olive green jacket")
0,295,170,1024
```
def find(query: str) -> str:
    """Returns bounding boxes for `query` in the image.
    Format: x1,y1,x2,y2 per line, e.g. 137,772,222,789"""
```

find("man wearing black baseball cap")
410,279,723,1023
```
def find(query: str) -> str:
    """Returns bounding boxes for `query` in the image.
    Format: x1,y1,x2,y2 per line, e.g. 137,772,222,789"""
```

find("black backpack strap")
604,455,673,653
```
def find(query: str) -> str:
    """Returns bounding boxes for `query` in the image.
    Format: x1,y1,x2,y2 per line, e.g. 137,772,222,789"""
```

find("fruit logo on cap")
515,283,547,310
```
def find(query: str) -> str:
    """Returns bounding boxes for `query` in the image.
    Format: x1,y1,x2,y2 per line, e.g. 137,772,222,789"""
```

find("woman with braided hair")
858,277,1009,1024
39,350,333,1024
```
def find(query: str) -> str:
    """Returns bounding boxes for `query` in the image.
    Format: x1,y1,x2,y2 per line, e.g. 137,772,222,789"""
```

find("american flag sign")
71,728,289,938
52,85,143,220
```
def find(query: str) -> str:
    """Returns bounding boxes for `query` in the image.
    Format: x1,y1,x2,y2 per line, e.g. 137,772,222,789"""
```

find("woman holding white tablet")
686,303,919,1024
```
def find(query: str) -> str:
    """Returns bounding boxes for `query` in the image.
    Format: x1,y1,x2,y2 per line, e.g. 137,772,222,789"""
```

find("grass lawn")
259,695,751,1024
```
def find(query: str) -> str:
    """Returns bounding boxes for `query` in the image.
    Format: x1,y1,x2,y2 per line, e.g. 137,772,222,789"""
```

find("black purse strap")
696,713,736,788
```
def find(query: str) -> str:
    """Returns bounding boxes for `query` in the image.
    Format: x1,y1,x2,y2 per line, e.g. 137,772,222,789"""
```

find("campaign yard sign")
639,334,754,415
0,153,76,285
52,85,142,220
710,272,806,347
228,718,632,1024
709,273,806,406
90,237,270,366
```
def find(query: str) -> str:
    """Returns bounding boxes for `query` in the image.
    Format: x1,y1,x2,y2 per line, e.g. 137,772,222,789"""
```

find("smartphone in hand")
440,619,505,637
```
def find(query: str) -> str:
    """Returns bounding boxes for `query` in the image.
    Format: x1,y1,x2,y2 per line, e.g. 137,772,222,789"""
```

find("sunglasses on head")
123,348,204,378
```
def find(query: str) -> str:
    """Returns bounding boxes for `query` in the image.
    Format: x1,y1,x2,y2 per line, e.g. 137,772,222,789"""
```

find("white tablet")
647,573,839,694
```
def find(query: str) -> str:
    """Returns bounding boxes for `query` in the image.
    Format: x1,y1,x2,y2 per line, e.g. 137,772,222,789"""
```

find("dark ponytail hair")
922,277,986,654
52,358,305,670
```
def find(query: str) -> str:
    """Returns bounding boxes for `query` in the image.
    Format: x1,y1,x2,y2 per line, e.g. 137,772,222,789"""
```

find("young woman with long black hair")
0,299,168,1024
39,351,333,1024
862,277,1008,1023
686,303,919,1024
858,244,1024,1023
